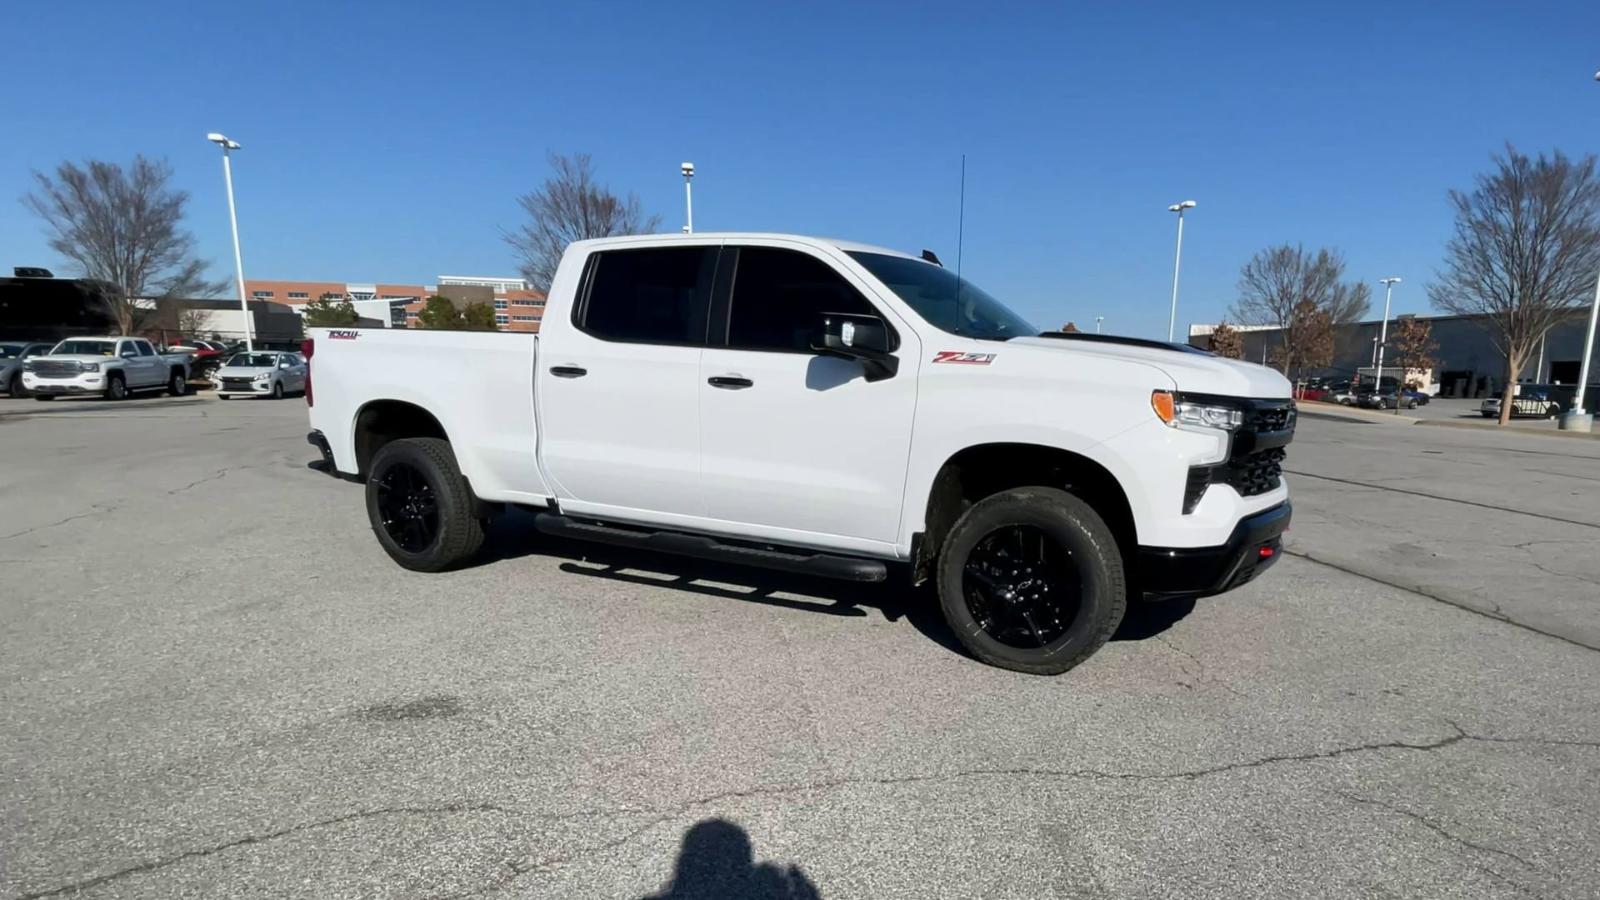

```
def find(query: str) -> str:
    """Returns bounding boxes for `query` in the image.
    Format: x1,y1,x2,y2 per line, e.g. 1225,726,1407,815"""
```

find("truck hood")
33,354,114,365
1009,334,1292,399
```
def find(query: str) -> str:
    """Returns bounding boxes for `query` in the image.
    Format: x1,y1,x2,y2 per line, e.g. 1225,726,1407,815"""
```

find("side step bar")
533,513,888,583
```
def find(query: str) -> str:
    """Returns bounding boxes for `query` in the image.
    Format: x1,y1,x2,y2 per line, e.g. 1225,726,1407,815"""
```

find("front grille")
1223,447,1286,496
30,361,82,378
221,378,259,391
1180,397,1295,513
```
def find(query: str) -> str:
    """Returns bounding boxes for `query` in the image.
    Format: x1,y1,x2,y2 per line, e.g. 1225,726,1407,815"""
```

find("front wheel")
8,373,27,397
104,374,127,401
365,437,485,572
936,486,1126,675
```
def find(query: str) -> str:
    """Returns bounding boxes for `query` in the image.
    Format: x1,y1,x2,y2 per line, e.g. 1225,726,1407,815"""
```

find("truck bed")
307,328,550,505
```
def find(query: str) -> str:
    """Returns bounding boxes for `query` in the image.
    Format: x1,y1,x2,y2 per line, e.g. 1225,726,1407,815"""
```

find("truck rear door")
536,244,719,521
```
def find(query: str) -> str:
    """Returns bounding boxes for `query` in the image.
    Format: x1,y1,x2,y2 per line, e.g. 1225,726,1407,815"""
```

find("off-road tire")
365,437,484,572
936,486,1126,676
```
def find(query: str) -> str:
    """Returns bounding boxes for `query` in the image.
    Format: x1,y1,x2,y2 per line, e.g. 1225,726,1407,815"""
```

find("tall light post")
1166,200,1196,342
207,133,252,352
1560,69,1600,431
1095,315,1104,333
1375,277,1401,411
681,162,695,234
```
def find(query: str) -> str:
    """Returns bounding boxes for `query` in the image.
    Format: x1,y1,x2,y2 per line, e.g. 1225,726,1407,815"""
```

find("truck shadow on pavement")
641,818,821,900
479,509,1195,659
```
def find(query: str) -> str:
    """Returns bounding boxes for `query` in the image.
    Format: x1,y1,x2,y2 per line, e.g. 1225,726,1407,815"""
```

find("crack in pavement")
11,802,557,900
1285,470,1600,531
1153,633,1245,697
18,725,1600,899
1284,548,1600,653
0,504,119,541
1330,789,1533,870
165,468,229,495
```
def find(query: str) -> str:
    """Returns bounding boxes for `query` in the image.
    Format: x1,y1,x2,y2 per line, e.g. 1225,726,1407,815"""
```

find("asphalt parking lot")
3,394,1599,899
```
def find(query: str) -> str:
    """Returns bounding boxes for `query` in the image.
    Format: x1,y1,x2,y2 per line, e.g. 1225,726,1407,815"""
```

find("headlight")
79,361,101,372
253,373,270,382
1151,391,1243,431
22,360,36,371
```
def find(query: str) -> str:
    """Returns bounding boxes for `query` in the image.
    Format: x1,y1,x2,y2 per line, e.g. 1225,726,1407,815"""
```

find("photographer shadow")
642,818,821,900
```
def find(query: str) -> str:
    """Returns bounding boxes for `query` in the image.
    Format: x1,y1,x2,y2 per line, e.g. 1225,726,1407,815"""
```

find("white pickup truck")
306,233,1294,674
22,336,191,400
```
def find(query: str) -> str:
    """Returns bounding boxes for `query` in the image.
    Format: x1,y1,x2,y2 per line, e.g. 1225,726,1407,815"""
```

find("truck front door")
697,243,918,552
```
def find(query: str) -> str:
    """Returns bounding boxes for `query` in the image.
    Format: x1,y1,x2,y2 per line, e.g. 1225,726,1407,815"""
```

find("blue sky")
3,0,1597,339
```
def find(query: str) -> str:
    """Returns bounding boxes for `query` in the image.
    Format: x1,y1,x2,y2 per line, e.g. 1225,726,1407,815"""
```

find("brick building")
243,275,545,333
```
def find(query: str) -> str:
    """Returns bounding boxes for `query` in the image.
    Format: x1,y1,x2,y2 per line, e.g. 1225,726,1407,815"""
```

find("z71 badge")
932,351,996,365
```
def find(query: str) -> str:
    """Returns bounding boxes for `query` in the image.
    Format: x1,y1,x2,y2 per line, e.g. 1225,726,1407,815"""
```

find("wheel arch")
352,399,450,478
911,442,1137,584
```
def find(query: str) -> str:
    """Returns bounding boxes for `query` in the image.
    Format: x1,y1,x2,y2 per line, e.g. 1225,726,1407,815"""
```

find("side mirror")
811,312,898,382
121,350,137,358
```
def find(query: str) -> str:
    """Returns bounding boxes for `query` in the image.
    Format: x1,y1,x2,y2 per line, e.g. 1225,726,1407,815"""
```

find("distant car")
166,340,223,360
1402,389,1430,406
1,341,55,396
1327,385,1359,405
1481,393,1560,419
1361,389,1418,410
212,351,307,399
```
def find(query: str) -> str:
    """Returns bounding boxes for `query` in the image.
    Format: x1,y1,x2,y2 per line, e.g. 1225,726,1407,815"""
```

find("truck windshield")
54,340,116,356
847,252,1036,341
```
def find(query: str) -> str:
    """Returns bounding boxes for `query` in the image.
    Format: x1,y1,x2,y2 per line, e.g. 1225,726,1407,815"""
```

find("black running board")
533,513,888,583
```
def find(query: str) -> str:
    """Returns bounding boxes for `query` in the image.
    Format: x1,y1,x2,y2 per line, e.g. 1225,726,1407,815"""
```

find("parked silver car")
1,341,55,396
212,351,307,399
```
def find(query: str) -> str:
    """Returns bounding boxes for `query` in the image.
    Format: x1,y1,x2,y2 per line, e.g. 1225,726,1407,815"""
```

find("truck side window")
725,247,878,353
135,340,154,357
581,247,715,345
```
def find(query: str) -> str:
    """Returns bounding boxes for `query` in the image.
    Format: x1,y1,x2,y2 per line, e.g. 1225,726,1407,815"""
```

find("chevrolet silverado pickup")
305,233,1294,674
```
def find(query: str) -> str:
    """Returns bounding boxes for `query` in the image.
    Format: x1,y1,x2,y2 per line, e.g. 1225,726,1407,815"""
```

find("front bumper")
21,373,106,394
1135,502,1291,601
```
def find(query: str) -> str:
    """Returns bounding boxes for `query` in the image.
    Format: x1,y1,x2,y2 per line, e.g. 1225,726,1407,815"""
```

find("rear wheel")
167,369,188,396
104,374,127,401
936,487,1126,675
365,437,484,572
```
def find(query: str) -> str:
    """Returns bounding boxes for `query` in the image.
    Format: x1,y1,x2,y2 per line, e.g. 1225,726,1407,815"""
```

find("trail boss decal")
328,330,361,340
932,351,996,365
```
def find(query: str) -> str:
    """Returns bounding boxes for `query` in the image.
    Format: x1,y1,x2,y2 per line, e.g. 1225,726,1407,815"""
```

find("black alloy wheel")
962,524,1083,648
374,462,441,554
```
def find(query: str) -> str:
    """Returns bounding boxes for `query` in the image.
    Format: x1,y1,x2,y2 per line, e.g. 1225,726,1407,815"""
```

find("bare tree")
176,305,214,338
1388,316,1439,390
505,153,661,291
1429,146,1600,425
1231,244,1371,376
1267,300,1334,376
23,156,222,334
1208,321,1244,359
1060,321,1081,333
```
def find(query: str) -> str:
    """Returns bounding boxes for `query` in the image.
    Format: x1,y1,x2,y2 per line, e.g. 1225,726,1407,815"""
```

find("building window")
513,315,536,321
493,299,508,310
252,290,274,299
287,292,309,300
495,314,509,325
406,310,419,318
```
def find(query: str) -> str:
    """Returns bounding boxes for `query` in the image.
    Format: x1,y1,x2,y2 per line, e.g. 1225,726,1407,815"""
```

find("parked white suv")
304,234,1295,674
22,337,191,401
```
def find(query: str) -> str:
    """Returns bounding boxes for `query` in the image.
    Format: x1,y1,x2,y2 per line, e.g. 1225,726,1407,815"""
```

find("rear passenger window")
726,247,878,352
580,247,716,345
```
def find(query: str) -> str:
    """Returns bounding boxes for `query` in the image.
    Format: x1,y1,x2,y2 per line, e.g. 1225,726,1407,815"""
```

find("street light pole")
207,133,252,352
680,162,694,233
1166,200,1196,342
1572,272,1599,415
1095,316,1104,334
1375,277,1401,412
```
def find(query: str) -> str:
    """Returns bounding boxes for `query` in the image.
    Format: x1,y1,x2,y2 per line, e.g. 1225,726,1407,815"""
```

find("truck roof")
568,232,921,260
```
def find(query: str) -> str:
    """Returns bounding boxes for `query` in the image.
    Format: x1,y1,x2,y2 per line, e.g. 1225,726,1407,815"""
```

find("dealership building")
243,275,545,333
1189,306,1599,399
